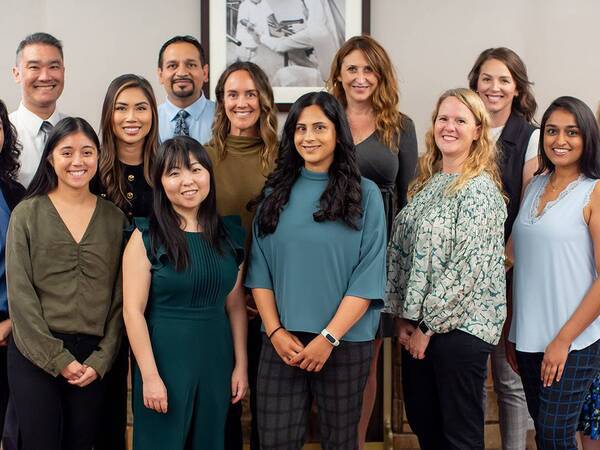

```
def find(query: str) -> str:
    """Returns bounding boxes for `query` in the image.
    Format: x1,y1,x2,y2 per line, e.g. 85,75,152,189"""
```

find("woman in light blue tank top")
509,96,600,450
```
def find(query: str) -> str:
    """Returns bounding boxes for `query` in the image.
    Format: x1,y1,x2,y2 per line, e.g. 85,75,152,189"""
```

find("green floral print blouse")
384,172,507,345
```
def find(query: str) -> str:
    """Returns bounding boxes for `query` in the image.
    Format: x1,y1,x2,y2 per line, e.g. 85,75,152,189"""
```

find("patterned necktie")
174,110,190,137
41,121,53,144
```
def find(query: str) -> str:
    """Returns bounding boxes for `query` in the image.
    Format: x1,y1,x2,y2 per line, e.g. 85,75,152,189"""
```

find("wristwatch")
321,328,340,347
418,321,434,337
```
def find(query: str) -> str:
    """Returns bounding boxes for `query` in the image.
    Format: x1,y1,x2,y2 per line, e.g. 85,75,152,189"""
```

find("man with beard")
10,32,67,188
157,35,215,144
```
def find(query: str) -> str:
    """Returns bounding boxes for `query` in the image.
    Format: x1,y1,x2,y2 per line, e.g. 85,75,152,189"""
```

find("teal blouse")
134,216,246,310
245,168,387,342
384,172,507,345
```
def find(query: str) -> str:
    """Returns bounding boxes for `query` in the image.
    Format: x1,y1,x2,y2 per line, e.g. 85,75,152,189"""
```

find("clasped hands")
398,319,430,360
60,360,98,387
271,329,333,372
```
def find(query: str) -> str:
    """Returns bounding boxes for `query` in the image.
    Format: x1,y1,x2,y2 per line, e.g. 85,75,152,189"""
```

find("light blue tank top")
509,174,600,352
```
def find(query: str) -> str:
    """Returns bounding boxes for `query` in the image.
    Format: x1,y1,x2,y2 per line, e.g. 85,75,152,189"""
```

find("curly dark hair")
250,91,363,236
0,100,22,184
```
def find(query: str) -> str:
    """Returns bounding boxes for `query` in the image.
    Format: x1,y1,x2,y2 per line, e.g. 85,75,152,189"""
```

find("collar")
17,102,63,134
165,94,209,122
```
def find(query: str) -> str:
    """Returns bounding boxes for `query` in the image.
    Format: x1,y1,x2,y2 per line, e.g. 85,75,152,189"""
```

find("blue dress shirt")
158,94,215,144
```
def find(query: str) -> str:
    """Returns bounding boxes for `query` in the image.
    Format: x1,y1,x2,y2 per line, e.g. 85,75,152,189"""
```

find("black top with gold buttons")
91,163,153,219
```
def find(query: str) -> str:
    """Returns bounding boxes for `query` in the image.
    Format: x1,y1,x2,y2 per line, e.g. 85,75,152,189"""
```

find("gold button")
128,174,135,182
126,192,134,200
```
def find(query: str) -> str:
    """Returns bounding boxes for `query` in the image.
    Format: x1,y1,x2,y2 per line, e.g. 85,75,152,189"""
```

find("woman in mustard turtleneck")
205,60,278,450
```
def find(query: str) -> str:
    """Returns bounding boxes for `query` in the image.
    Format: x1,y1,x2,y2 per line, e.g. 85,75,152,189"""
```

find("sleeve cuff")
84,351,109,378
46,350,76,377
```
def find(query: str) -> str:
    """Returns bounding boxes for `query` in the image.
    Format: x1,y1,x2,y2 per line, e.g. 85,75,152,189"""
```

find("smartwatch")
321,328,340,347
418,321,434,337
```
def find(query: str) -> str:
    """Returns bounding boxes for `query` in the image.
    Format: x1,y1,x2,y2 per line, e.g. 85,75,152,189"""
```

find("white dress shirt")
9,103,66,188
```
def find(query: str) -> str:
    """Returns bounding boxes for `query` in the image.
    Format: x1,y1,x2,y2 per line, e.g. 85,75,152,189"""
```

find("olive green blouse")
206,135,272,234
6,195,127,377
384,173,507,345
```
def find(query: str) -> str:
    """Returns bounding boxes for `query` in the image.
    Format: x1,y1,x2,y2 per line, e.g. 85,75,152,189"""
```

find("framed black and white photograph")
203,0,370,107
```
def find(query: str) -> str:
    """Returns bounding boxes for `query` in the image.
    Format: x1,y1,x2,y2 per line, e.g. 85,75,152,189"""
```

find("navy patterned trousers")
516,339,600,450
257,332,372,450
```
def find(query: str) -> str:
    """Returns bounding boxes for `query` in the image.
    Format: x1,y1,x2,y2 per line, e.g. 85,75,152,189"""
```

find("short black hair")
158,35,206,68
16,32,63,62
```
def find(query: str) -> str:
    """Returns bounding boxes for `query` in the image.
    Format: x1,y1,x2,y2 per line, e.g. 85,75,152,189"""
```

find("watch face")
325,333,336,344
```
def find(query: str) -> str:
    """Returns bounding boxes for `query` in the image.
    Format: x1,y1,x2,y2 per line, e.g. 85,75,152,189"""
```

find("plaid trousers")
516,339,600,450
257,332,372,450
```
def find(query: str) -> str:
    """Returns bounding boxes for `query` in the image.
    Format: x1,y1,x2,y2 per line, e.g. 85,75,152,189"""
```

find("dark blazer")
497,111,536,242
0,179,26,212
0,177,25,321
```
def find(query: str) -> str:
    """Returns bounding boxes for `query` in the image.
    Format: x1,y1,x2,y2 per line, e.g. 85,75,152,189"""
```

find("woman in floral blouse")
385,88,507,450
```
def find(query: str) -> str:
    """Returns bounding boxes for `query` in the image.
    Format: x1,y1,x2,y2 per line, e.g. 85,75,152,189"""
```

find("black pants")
94,338,129,450
402,329,493,450
7,334,105,450
257,332,372,450
224,316,262,450
517,340,600,450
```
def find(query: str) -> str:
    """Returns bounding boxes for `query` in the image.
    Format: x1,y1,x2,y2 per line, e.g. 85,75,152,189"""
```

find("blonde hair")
210,61,278,172
409,88,503,198
326,34,403,150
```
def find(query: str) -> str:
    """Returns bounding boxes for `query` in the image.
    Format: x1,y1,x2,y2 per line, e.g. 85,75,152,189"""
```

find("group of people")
0,29,598,450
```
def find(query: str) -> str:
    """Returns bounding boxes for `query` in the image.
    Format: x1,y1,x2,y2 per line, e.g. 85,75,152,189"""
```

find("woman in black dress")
327,34,418,447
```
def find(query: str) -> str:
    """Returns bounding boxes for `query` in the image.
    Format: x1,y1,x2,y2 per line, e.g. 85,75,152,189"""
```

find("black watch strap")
418,321,433,336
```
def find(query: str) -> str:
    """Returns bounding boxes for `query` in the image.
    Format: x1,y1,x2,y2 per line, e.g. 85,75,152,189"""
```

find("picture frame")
201,0,371,110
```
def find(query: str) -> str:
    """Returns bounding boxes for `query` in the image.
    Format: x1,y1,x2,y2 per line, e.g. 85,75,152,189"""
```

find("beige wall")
1,0,599,148
0,0,200,128
370,0,600,149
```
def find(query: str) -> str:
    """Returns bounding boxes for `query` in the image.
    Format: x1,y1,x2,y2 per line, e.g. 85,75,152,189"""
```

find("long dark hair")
468,47,537,123
0,100,21,184
149,136,224,271
251,91,363,236
535,96,600,179
27,117,100,198
99,74,158,210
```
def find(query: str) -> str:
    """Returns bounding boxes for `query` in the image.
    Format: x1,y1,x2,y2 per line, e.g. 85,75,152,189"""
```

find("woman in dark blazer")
0,99,26,449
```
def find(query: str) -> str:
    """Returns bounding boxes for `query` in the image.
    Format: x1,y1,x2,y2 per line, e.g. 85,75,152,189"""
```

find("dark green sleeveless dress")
132,217,244,450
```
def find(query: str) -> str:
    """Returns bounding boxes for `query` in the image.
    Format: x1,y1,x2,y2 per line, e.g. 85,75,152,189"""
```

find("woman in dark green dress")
123,136,248,450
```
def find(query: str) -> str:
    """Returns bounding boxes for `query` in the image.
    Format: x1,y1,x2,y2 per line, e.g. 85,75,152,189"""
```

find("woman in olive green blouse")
6,117,127,450
385,88,506,450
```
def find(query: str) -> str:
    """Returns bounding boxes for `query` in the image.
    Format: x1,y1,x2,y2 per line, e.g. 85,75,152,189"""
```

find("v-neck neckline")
530,174,584,222
354,130,377,146
45,194,100,245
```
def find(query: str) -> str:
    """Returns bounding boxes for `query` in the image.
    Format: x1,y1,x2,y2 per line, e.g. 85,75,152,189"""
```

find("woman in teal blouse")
245,91,386,450
385,88,506,450
123,137,248,450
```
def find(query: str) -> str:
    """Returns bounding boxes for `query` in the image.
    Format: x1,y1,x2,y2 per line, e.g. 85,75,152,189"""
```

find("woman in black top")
327,35,418,447
468,47,538,450
92,74,159,450
0,99,26,447
95,74,158,219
